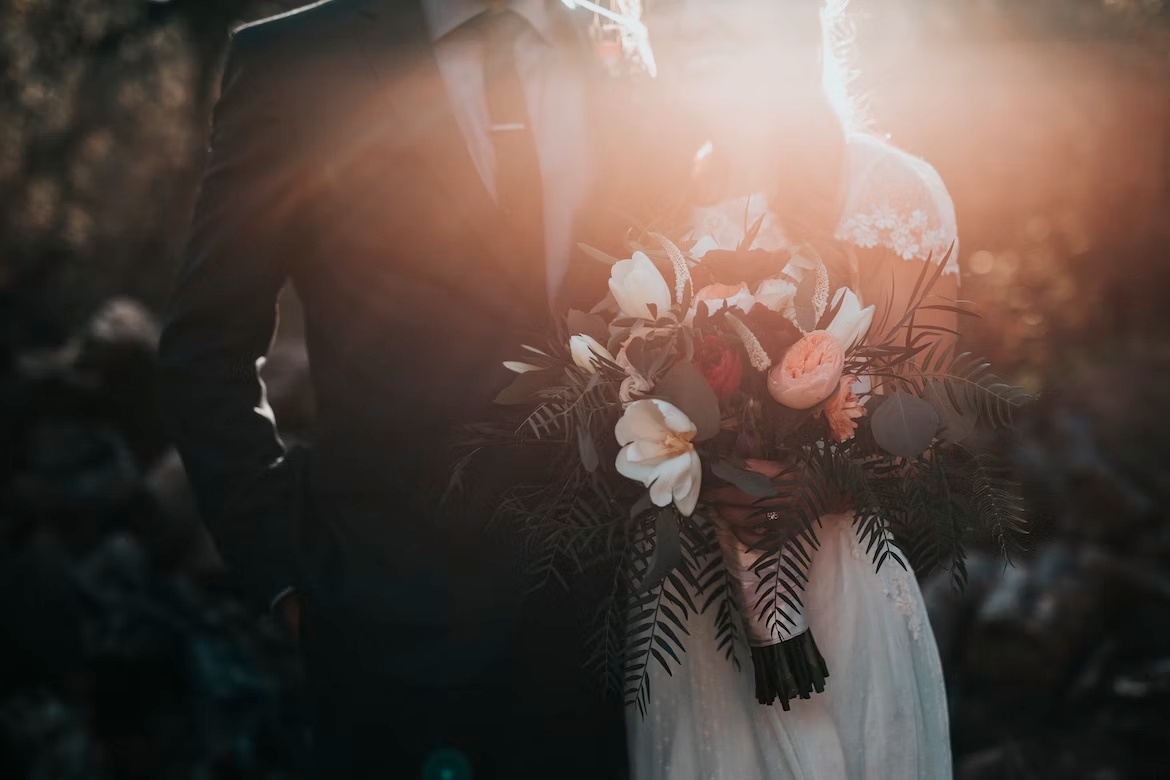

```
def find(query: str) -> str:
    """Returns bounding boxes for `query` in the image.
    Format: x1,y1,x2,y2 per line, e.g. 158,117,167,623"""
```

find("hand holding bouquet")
457,228,1030,712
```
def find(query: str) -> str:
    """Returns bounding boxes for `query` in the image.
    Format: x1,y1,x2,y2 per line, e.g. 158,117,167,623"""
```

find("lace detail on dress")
886,567,924,642
833,135,960,277
689,136,960,279
836,207,952,266
690,193,788,253
844,520,924,642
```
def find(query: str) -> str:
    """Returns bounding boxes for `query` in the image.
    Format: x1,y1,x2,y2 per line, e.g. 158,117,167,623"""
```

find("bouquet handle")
711,513,830,708
749,629,829,709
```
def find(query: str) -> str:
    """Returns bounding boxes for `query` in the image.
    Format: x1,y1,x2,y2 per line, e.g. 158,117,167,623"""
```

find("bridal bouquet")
455,226,1030,713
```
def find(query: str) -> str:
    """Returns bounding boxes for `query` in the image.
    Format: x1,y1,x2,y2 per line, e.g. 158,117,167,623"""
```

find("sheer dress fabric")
626,135,955,780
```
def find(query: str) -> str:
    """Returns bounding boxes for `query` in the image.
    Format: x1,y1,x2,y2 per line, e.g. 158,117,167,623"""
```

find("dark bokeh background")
1,0,1169,777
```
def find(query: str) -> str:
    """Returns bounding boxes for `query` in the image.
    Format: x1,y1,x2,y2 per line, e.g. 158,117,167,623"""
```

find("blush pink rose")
821,376,866,442
766,330,845,410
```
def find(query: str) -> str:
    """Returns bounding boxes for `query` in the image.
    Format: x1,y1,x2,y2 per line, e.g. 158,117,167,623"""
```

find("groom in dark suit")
158,0,629,776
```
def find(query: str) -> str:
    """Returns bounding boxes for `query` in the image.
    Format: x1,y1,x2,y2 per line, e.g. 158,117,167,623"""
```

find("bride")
625,1,957,777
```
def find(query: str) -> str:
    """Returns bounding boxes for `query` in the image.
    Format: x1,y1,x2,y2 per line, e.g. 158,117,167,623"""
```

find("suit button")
422,747,472,780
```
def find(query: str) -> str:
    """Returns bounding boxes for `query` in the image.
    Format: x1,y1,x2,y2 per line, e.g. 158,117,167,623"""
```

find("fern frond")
713,572,743,673
745,463,826,634
622,577,692,714
890,449,970,590
621,510,694,714
868,347,1035,430
957,449,1029,565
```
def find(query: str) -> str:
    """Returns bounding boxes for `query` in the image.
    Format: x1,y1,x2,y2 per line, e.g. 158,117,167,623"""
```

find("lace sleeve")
834,135,959,277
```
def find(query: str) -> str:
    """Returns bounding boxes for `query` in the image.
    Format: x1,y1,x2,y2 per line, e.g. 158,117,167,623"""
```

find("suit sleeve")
158,32,304,608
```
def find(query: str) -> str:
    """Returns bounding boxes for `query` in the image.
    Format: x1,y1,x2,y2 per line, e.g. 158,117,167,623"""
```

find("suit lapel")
353,0,553,326
562,20,653,315
553,9,620,314
355,0,498,223
349,0,641,323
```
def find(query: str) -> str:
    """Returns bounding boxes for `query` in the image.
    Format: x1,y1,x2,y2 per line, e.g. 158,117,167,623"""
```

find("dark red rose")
741,305,803,363
694,336,744,401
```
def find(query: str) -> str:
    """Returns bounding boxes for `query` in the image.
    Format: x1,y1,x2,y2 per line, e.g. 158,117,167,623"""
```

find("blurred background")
1,0,1168,777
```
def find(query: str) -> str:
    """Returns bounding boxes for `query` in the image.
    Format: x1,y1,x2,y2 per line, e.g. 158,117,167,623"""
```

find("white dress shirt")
421,0,594,299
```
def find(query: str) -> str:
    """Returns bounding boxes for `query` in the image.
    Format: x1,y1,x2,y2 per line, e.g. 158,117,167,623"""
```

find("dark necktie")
479,9,548,310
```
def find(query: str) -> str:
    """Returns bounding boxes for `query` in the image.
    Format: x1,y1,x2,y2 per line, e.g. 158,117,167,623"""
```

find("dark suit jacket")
158,0,629,775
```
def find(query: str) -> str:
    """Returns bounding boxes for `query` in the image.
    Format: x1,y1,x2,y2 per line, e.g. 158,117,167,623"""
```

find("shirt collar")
422,0,552,42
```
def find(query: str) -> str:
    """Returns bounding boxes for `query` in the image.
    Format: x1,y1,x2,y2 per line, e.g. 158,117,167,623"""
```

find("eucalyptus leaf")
739,213,767,252
710,460,779,498
567,309,610,346
924,380,975,444
814,285,846,331
493,367,562,405
630,491,654,520
606,329,627,357
653,361,721,441
624,337,651,377
633,507,682,594
646,335,678,378
577,423,600,472
678,326,695,363
590,290,618,315
578,242,621,267
870,391,940,457
793,270,819,332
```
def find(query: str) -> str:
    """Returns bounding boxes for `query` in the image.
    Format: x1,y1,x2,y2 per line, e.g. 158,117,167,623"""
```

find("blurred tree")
853,0,1170,380
0,0,298,347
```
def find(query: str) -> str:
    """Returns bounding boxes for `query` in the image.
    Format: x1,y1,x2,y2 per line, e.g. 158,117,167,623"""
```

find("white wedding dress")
626,134,958,780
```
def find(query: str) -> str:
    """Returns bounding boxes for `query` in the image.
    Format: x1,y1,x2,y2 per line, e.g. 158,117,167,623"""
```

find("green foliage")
462,239,1036,710
855,246,1036,434
882,347,1035,430
880,445,1029,590
956,449,1029,565
620,509,698,715
653,360,722,440
870,392,941,457
892,450,970,590
692,526,743,672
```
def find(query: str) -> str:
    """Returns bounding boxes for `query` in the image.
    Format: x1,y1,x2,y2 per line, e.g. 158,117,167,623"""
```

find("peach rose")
821,376,866,442
766,330,845,410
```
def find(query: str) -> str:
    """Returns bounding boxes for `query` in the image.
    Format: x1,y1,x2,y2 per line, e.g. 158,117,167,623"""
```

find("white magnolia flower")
609,252,672,321
615,399,702,517
620,375,654,404
753,277,798,315
569,334,615,373
689,235,720,260
698,282,755,313
685,282,754,325
686,276,797,326
825,287,875,352
503,361,540,373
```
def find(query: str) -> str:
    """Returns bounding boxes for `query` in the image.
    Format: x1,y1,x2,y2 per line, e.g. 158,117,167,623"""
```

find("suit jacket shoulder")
228,0,396,83
233,0,360,52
